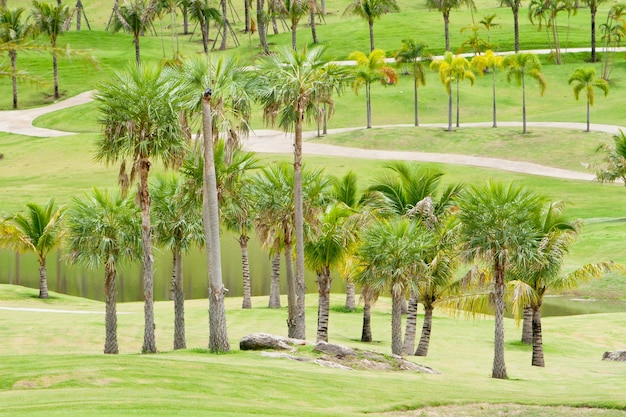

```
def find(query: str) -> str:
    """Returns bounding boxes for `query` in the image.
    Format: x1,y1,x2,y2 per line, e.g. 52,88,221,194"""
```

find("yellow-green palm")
568,67,609,132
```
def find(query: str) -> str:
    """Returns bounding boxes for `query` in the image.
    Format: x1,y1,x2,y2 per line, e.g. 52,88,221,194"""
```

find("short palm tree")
568,67,609,132
0,7,34,109
254,45,348,339
151,175,204,350
395,38,429,127
426,0,476,52
110,0,159,66
349,48,398,129
591,130,626,185
457,181,544,379
342,0,399,52
0,199,66,299
188,0,221,55
66,189,141,354
95,62,187,354
471,50,504,128
278,0,309,50
504,52,547,134
31,1,70,99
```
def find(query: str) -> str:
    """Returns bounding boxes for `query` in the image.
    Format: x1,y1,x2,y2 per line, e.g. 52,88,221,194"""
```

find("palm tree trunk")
257,0,269,54
316,266,331,342
291,22,297,50
220,0,229,50
522,72,527,134
591,9,597,62
455,78,460,127
52,47,60,99
104,263,118,354
413,72,419,126
139,158,156,353
202,96,230,353
293,114,306,340
9,50,18,109
134,35,141,67
512,6,520,53
201,21,209,55
586,99,591,132
38,259,49,299
173,249,186,350
391,284,404,355
309,7,318,44
447,88,453,132
492,69,497,128
492,259,508,379
366,82,372,128
245,0,251,32
183,4,189,34
241,235,252,309
269,252,281,308
402,290,418,355
444,12,450,52
284,241,297,336
521,305,533,344
531,305,545,367
368,19,375,52
415,306,433,356
345,279,356,311
361,288,372,342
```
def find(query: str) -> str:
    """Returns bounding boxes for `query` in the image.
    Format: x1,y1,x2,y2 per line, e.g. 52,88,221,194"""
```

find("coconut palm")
110,0,159,66
0,7,34,109
188,0,222,55
568,67,609,133
253,45,348,339
426,0,476,52
342,0,399,52
504,52,547,134
355,218,431,355
471,50,504,128
151,175,204,350
66,189,141,354
349,49,398,129
94,63,187,353
395,38,429,127
457,181,544,379
31,1,70,99
0,199,66,299
592,130,626,185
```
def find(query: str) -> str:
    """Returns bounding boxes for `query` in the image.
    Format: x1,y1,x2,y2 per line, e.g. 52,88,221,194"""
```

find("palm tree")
305,203,356,342
592,130,626,185
0,7,34,109
528,0,567,65
426,0,476,52
151,175,204,350
110,0,159,66
343,0,399,52
256,0,270,54
94,63,187,353
504,52,547,134
568,67,609,133
349,49,398,129
0,199,66,299
430,52,474,131
188,0,222,55
599,4,625,81
500,0,522,52
31,1,70,99
479,14,499,47
355,218,431,355
277,0,308,50
471,50,504,128
66,189,141,354
395,38,429,127
457,181,544,379
254,45,348,339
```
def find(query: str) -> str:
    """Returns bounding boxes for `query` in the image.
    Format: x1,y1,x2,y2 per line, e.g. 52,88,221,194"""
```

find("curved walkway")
1,89,623,181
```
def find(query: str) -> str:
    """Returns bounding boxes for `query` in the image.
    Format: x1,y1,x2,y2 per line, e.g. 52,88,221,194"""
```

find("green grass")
1,285,626,416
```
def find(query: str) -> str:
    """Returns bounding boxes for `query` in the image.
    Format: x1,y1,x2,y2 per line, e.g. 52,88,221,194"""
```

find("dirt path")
1,89,623,181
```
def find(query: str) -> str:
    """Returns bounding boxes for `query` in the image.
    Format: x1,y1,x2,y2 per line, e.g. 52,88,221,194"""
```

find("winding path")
1,89,623,181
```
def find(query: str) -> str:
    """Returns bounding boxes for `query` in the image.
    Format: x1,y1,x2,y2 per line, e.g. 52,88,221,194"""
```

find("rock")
314,359,353,370
239,333,307,352
313,341,357,358
602,350,626,361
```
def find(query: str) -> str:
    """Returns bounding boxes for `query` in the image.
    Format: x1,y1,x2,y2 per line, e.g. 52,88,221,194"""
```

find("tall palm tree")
0,7,34,109
94,63,187,353
599,4,625,81
568,67,609,133
395,38,429,127
355,218,431,355
349,49,398,129
500,0,521,52
457,181,544,379
188,0,221,55
343,0,399,52
66,189,141,354
277,0,308,50
254,45,348,339
0,200,66,299
151,174,204,350
430,52,474,131
471,50,504,128
31,1,70,99
305,203,356,342
426,0,476,52
110,0,159,66
504,52,547,134
528,0,567,65
592,130,626,185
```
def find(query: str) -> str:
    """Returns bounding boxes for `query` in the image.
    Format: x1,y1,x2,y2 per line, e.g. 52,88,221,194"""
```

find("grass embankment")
1,285,625,416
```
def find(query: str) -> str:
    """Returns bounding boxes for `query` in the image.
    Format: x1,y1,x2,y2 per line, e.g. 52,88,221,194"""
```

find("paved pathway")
2,88,624,181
